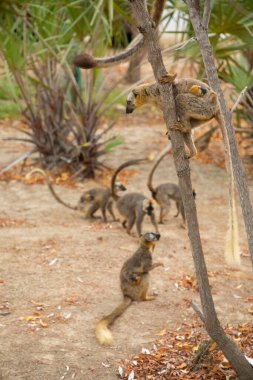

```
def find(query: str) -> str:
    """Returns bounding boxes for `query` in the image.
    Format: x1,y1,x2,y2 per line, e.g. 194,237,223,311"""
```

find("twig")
202,0,211,30
2,137,34,144
188,338,212,370
191,301,205,323
234,128,253,134
175,36,196,50
0,149,36,175
231,86,248,113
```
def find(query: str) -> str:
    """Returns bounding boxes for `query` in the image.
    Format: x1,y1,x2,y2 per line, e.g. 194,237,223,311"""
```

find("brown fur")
147,144,196,223
111,160,159,236
126,74,220,158
26,169,125,222
96,232,162,345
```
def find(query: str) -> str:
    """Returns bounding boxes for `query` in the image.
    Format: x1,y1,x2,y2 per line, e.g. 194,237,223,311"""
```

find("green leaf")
105,136,124,151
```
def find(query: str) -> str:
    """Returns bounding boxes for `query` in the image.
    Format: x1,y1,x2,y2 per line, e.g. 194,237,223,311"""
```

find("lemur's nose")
126,101,135,113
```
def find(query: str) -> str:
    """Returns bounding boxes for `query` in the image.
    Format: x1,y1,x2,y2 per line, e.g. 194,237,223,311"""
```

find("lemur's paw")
159,72,177,84
170,121,185,131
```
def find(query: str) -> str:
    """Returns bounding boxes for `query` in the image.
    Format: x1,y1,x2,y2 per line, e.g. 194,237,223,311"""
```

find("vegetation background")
0,1,253,379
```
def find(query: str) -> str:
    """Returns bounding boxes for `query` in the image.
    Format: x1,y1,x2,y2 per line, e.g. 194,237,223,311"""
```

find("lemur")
126,73,220,158
147,144,196,223
26,169,126,222
96,232,163,345
111,159,159,236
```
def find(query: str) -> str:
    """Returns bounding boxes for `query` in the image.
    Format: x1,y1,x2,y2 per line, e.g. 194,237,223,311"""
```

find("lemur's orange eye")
190,85,202,96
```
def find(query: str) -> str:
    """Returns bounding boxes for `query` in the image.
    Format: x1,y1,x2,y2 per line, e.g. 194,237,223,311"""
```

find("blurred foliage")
1,0,253,172
0,0,130,178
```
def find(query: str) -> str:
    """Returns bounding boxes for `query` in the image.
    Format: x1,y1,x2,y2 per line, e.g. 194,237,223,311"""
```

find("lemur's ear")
132,89,138,97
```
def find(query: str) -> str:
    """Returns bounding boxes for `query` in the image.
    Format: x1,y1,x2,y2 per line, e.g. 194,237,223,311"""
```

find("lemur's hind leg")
183,132,197,158
107,200,117,221
140,288,157,301
84,203,100,219
126,213,136,235
159,206,165,224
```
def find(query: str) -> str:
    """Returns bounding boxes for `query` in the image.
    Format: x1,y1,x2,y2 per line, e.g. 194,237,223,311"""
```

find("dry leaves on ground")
177,275,199,292
0,217,34,228
118,323,253,380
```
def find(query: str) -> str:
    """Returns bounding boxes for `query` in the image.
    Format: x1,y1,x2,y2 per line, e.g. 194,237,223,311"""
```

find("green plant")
0,1,131,178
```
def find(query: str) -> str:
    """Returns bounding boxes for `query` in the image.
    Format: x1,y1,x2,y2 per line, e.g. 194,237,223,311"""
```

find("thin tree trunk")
125,27,144,83
186,0,253,268
128,0,253,378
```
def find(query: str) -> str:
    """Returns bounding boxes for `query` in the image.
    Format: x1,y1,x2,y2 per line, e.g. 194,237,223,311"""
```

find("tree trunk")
186,0,253,268
128,0,253,378
125,49,143,83
125,27,144,83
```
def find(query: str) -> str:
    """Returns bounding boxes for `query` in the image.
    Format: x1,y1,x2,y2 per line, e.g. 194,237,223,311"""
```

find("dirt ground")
0,115,253,380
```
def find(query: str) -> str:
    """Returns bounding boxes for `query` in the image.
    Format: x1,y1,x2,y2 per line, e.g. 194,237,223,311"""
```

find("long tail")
220,115,241,266
225,176,240,266
111,159,146,200
73,36,144,69
147,143,172,196
25,168,77,211
73,0,165,69
96,296,132,345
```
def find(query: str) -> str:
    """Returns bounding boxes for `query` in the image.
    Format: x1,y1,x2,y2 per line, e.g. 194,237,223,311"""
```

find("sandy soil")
0,117,252,380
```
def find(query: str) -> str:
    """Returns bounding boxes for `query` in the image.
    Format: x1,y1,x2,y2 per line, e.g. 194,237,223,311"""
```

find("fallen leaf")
118,366,124,378
102,362,110,368
128,370,134,380
39,319,48,328
24,315,36,321
155,328,167,336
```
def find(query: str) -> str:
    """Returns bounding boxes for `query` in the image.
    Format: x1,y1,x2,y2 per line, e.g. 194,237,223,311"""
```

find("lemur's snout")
118,184,127,191
126,101,135,114
145,232,161,242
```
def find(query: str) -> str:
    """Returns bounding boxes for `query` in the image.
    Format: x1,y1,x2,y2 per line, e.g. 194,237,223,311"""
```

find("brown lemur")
26,168,126,222
111,159,159,236
147,144,196,224
72,0,166,69
126,74,220,158
96,232,163,345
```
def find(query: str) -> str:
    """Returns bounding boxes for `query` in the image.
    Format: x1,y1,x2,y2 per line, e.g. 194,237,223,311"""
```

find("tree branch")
231,86,248,113
191,301,205,322
202,0,211,30
187,0,253,269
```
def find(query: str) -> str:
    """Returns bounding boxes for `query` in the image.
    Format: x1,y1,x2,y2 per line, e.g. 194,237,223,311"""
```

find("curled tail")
147,143,172,197
25,168,77,211
111,158,146,200
73,36,144,69
73,0,165,69
96,296,132,345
